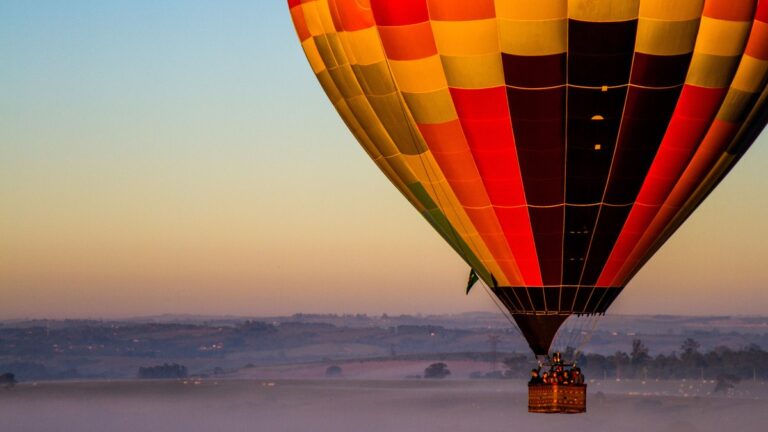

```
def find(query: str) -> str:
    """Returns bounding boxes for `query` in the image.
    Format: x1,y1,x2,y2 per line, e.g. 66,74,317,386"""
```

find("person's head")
542,372,549,378
573,369,580,376
531,369,539,377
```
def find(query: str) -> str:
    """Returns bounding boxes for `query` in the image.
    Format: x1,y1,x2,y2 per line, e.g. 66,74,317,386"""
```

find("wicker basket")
528,384,587,413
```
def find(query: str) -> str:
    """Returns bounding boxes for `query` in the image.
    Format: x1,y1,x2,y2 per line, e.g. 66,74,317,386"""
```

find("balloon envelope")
288,0,768,355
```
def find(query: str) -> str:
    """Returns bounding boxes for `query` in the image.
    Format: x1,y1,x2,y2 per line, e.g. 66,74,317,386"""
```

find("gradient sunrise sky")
1,1,767,319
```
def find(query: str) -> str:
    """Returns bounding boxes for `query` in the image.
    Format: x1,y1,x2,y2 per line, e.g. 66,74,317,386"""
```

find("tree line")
503,339,767,381
137,363,188,379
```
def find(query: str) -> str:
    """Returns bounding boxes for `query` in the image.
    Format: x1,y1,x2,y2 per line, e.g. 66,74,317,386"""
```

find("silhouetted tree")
0,373,16,388
630,339,651,378
609,351,630,379
631,339,650,364
424,362,450,379
325,365,342,377
681,338,701,356
680,338,705,378
137,363,188,379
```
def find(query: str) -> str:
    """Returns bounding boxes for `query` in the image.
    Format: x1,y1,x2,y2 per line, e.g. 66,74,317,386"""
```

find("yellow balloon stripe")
293,0,514,284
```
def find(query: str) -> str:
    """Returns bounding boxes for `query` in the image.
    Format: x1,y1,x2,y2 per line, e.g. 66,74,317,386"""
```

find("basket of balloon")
528,384,587,414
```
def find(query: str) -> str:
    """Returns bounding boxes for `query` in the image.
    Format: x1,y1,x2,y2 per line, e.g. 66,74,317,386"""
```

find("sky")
1,1,767,320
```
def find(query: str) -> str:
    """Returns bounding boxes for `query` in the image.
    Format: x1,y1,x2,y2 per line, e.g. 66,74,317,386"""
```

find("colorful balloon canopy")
288,0,768,355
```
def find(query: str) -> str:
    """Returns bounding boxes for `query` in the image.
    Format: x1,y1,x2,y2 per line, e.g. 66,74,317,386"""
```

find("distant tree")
680,338,705,378
424,362,451,379
581,353,611,378
325,365,342,377
137,363,188,379
631,339,650,364
681,338,701,356
630,339,651,378
0,373,17,389
0,362,49,381
652,352,681,380
609,351,630,380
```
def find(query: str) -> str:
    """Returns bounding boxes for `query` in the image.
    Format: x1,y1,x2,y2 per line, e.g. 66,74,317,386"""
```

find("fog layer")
2,380,767,432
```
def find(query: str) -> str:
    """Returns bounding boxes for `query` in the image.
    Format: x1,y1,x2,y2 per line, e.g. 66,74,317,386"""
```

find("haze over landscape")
2,313,768,431
3,379,768,432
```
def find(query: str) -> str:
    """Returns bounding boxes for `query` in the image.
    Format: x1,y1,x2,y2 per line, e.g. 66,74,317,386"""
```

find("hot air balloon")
288,0,767,364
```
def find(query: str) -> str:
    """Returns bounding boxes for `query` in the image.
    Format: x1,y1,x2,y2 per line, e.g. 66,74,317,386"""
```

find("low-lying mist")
1,379,766,432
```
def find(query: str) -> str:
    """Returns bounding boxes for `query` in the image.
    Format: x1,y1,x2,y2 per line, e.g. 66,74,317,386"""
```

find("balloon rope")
574,315,601,358
479,280,523,337
550,313,600,360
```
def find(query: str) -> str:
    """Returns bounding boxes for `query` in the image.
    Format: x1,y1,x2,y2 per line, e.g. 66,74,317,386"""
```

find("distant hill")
1,314,766,381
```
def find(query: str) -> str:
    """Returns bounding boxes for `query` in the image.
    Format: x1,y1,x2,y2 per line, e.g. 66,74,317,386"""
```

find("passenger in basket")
529,368,543,385
572,367,585,385
562,370,572,385
552,370,562,384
